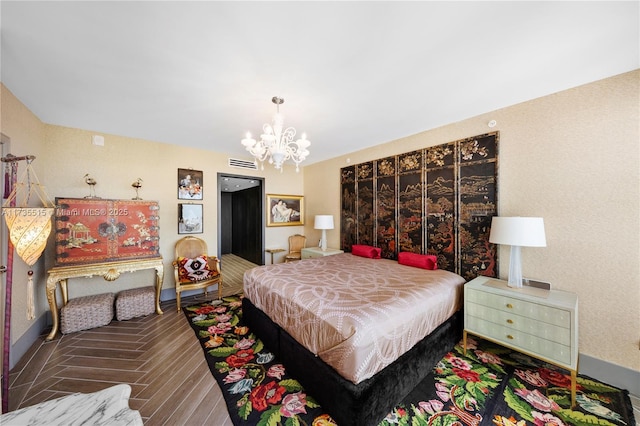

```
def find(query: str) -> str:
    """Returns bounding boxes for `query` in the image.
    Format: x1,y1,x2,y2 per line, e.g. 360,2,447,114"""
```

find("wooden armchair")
173,236,223,311
284,234,306,263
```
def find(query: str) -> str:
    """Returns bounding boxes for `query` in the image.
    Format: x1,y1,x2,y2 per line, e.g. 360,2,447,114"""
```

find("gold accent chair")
173,236,223,311
284,234,306,263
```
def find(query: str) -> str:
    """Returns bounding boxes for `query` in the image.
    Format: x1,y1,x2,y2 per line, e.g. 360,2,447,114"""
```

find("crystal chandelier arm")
241,132,256,148
280,127,296,144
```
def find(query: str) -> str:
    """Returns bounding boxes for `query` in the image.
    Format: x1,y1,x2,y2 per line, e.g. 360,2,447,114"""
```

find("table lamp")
314,215,334,251
489,216,546,288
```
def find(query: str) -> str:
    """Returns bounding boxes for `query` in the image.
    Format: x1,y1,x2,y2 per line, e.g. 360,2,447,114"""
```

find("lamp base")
320,229,327,251
507,245,523,288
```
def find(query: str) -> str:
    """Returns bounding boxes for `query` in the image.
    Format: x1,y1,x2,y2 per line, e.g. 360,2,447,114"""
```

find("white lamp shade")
314,215,334,230
489,217,546,247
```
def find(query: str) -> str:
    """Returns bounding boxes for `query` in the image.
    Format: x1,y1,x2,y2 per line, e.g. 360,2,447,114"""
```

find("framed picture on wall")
267,194,304,227
178,203,203,234
178,168,203,200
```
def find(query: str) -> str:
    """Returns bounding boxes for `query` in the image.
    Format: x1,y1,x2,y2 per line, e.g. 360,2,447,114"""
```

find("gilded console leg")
45,277,60,341
154,263,164,315
60,279,69,305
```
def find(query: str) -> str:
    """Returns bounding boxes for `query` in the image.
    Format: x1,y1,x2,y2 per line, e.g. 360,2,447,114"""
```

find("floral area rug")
183,295,635,426
385,336,635,426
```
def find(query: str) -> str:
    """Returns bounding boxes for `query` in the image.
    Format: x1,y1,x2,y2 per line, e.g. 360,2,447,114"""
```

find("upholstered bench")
116,286,155,321
60,293,115,334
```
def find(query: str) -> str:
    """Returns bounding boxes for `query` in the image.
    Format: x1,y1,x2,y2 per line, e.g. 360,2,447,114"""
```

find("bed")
243,252,466,425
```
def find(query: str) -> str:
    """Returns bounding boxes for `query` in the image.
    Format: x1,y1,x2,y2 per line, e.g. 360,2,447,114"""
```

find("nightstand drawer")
467,317,572,365
466,288,571,328
466,302,571,345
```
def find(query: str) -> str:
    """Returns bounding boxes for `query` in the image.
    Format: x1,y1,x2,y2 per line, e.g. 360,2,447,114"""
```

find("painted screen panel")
458,133,498,279
398,150,423,254
426,143,456,272
340,166,357,251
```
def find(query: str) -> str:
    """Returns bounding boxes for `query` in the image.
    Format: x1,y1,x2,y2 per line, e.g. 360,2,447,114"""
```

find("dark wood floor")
7,253,640,425
6,254,256,425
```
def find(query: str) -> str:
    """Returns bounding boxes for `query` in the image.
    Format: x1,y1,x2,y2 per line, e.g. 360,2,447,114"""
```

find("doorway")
217,173,264,265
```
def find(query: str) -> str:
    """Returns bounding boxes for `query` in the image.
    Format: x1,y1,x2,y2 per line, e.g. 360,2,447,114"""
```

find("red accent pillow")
178,255,217,282
351,244,382,259
397,252,438,270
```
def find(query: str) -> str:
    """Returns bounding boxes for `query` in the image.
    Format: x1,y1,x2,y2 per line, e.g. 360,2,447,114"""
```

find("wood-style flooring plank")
56,366,147,383
64,347,146,360
6,254,257,423
146,362,214,423
8,338,58,388
48,378,121,394
136,345,204,413
70,330,146,342
58,356,143,371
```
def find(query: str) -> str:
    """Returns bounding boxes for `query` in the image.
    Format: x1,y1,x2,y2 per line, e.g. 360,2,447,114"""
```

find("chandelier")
241,96,311,172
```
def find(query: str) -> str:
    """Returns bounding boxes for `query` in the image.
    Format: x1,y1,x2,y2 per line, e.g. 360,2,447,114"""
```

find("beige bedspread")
243,253,466,384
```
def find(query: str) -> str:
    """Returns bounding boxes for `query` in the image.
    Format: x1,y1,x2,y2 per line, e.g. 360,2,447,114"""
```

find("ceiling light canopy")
241,96,310,172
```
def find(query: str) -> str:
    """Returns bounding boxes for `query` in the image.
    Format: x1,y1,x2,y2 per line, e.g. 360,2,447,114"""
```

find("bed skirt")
242,297,463,426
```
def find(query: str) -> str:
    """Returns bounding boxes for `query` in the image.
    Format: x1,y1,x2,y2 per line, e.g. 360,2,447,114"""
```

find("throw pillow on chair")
178,255,217,282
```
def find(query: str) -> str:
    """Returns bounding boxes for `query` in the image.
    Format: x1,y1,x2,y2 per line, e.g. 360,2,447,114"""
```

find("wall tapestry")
54,198,160,266
340,132,498,280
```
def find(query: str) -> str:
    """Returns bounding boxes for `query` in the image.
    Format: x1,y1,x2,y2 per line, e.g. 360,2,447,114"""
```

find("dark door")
218,174,264,265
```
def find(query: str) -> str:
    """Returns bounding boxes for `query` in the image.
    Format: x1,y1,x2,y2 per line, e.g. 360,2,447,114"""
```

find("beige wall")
303,70,640,372
1,70,638,374
0,84,304,351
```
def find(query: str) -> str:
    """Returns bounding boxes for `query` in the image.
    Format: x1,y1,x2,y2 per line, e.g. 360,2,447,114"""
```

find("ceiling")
220,175,260,193
1,1,638,167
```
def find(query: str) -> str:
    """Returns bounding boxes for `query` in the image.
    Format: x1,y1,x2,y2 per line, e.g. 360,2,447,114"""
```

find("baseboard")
580,352,640,396
160,287,206,301
160,288,175,301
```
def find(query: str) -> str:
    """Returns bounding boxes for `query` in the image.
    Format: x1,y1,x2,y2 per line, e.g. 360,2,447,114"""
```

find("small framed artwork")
178,203,203,234
178,168,203,200
267,194,304,227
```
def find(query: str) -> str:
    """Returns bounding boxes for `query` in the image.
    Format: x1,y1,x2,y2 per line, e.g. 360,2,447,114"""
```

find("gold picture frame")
267,194,304,227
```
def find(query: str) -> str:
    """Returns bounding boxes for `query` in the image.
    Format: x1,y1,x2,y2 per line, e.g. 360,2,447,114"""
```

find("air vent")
228,158,257,170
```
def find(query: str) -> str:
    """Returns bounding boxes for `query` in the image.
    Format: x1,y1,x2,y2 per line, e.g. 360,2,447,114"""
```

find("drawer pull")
507,335,514,340
506,319,514,324
506,303,513,309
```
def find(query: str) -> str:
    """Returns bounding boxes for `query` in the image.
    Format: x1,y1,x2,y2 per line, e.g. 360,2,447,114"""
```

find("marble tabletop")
0,384,143,425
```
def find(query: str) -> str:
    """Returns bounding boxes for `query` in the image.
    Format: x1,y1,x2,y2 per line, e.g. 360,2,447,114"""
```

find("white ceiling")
1,1,638,166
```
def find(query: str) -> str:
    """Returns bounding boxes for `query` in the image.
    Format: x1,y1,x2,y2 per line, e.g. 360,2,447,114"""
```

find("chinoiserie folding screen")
340,132,498,281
